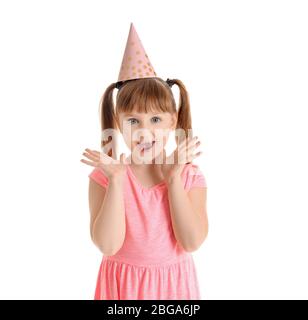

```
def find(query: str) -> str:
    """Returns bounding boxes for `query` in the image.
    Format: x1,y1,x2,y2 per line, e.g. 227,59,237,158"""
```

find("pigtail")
99,82,118,159
168,79,193,145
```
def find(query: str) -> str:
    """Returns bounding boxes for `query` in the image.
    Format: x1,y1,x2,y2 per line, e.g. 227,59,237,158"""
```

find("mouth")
137,141,156,152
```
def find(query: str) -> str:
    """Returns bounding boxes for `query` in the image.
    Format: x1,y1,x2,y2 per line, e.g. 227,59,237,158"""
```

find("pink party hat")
117,23,157,83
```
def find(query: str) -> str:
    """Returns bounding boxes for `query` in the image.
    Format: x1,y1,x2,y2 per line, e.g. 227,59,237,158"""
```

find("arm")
167,175,208,252
88,176,126,256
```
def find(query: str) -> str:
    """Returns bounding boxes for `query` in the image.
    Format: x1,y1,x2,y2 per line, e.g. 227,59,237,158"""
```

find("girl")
80,24,208,300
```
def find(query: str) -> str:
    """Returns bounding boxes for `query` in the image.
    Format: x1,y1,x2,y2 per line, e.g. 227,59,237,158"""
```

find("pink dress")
88,162,207,300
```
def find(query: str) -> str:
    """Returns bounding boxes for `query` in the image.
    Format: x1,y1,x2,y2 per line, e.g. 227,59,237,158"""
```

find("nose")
135,128,155,144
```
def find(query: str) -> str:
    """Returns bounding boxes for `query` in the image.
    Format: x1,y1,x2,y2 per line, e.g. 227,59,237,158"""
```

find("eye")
151,116,161,123
127,118,138,125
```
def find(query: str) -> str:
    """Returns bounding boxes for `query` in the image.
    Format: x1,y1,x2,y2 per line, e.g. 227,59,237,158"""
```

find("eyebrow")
123,113,164,118
123,113,137,118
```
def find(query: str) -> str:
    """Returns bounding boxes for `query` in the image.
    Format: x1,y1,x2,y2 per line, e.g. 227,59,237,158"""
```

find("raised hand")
158,135,202,182
80,148,128,179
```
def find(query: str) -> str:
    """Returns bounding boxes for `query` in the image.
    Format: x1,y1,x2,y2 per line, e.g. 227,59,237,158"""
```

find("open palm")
80,148,128,179
158,136,202,181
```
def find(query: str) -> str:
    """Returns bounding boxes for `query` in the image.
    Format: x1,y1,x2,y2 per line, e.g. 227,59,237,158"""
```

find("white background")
0,0,307,299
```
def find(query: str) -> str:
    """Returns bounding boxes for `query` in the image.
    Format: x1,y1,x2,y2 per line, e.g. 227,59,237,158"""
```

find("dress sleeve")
185,164,207,190
88,167,109,188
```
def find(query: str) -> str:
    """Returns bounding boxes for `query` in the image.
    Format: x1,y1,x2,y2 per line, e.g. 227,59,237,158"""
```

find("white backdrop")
0,0,307,299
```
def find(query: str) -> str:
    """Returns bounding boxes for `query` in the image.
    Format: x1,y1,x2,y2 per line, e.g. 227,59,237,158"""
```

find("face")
116,111,177,164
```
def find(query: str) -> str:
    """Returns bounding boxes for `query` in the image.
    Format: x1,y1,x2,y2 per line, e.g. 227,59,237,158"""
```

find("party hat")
117,23,157,82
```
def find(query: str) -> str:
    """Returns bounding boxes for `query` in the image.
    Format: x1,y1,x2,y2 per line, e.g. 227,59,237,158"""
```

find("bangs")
115,77,176,115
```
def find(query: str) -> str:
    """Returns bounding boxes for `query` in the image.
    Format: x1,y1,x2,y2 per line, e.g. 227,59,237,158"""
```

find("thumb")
119,153,124,164
120,153,128,165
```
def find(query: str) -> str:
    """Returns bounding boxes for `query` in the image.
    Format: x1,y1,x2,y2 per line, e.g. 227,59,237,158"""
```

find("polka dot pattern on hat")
117,23,157,82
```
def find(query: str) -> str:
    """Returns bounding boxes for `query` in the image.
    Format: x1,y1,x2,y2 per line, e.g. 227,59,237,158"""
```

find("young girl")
80,23,208,300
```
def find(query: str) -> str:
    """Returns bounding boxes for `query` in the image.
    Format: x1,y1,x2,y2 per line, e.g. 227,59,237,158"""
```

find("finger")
179,144,200,163
180,138,201,155
176,134,194,145
176,149,189,165
162,149,167,164
186,141,201,154
178,136,198,152
186,137,200,150
80,159,98,167
85,148,101,156
188,151,202,161
177,136,192,149
175,136,189,150
82,152,100,162
123,154,131,165
119,153,126,165
178,137,197,151
186,145,201,159
119,153,124,164
123,155,130,165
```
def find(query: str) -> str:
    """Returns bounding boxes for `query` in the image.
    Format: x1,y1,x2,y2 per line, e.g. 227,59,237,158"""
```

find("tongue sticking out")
138,141,155,152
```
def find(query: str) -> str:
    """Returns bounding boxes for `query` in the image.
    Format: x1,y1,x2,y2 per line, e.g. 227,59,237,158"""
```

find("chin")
129,140,166,163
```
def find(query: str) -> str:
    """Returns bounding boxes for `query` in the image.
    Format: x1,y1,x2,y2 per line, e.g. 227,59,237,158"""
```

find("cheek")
122,130,138,148
122,133,132,147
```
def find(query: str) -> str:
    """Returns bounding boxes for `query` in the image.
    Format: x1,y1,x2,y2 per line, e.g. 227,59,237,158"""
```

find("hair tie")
166,78,174,87
115,81,124,90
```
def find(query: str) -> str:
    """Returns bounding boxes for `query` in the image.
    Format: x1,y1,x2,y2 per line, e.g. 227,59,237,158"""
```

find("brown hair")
99,77,192,158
